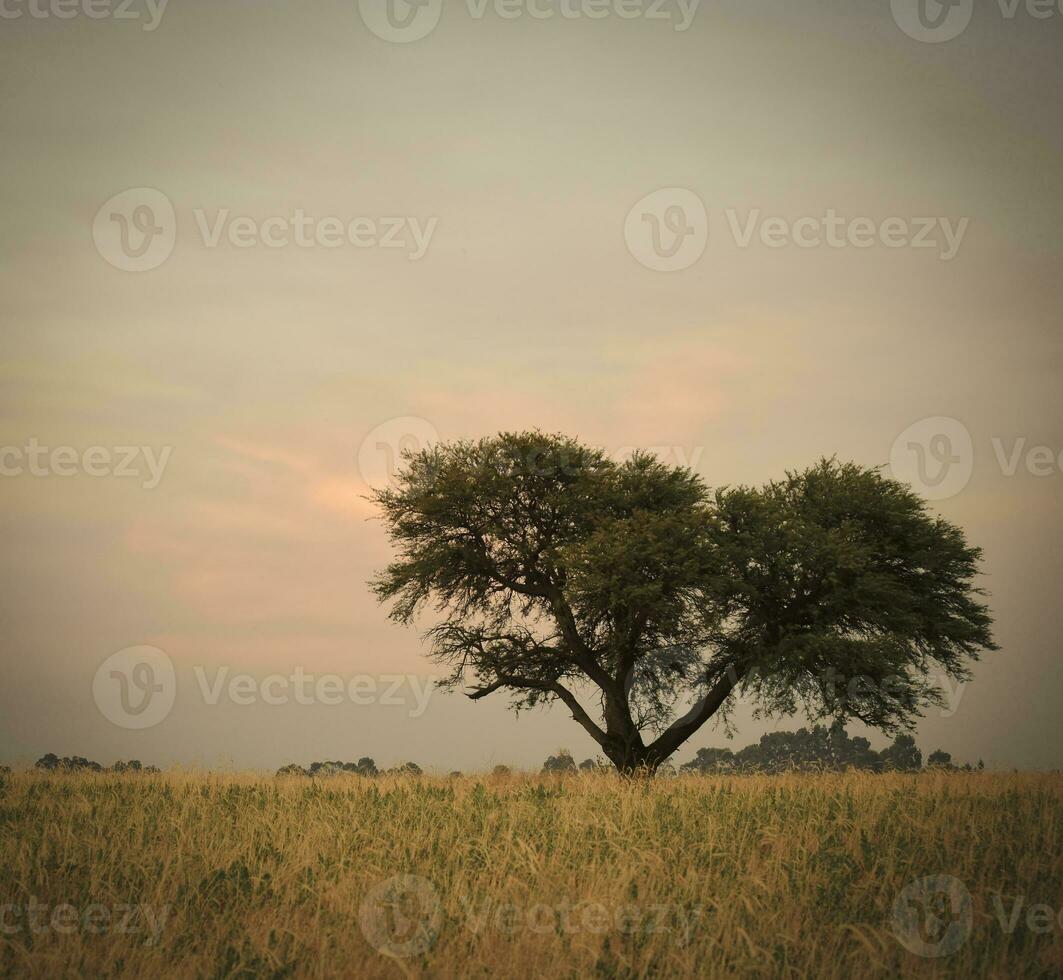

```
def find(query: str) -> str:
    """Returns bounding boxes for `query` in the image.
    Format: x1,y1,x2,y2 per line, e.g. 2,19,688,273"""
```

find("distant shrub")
542,750,577,774
111,760,161,774
927,750,955,769
36,753,102,772
880,734,923,772
681,747,736,774
350,757,379,776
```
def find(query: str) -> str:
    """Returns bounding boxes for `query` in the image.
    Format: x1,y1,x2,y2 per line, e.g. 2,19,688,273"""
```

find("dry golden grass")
1,769,1060,979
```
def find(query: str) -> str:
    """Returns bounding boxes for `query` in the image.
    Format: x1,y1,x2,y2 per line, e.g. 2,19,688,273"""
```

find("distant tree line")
538,726,980,775
33,754,160,773
275,759,422,778
10,735,978,777
676,724,980,774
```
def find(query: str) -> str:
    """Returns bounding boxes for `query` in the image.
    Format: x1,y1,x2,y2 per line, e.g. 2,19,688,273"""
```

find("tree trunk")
605,744,659,778
599,690,657,777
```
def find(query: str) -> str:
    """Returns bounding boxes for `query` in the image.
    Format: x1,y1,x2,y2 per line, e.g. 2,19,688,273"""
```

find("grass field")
1,770,1060,979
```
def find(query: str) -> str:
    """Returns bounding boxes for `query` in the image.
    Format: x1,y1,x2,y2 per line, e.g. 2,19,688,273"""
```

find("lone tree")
371,432,996,775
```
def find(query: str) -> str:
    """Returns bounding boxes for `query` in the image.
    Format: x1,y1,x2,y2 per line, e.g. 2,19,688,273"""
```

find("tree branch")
466,675,608,748
646,664,748,763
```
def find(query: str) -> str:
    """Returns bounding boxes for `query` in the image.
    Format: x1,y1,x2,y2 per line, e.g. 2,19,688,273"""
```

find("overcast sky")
1,0,1061,771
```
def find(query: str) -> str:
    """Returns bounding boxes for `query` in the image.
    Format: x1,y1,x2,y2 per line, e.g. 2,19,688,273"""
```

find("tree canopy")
371,432,996,774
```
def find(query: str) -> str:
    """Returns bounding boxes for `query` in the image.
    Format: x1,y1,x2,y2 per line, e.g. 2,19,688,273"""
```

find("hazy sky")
1,0,1061,772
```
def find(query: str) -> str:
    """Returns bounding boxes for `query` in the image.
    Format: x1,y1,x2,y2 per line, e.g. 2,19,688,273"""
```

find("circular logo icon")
358,0,443,43
92,645,176,730
890,0,973,43
359,874,441,958
93,188,176,273
357,416,439,488
891,875,973,957
890,416,973,501
624,188,708,272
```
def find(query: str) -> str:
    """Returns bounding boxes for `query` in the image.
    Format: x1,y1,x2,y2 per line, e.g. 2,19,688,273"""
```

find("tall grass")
1,770,1060,978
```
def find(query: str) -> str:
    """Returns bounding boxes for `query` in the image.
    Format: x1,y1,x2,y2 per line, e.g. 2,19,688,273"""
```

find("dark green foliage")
33,754,158,773
111,759,160,773
276,758,380,778
542,750,577,774
681,727,959,774
681,746,739,774
35,753,102,772
372,432,996,773
879,733,923,772
927,749,954,768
